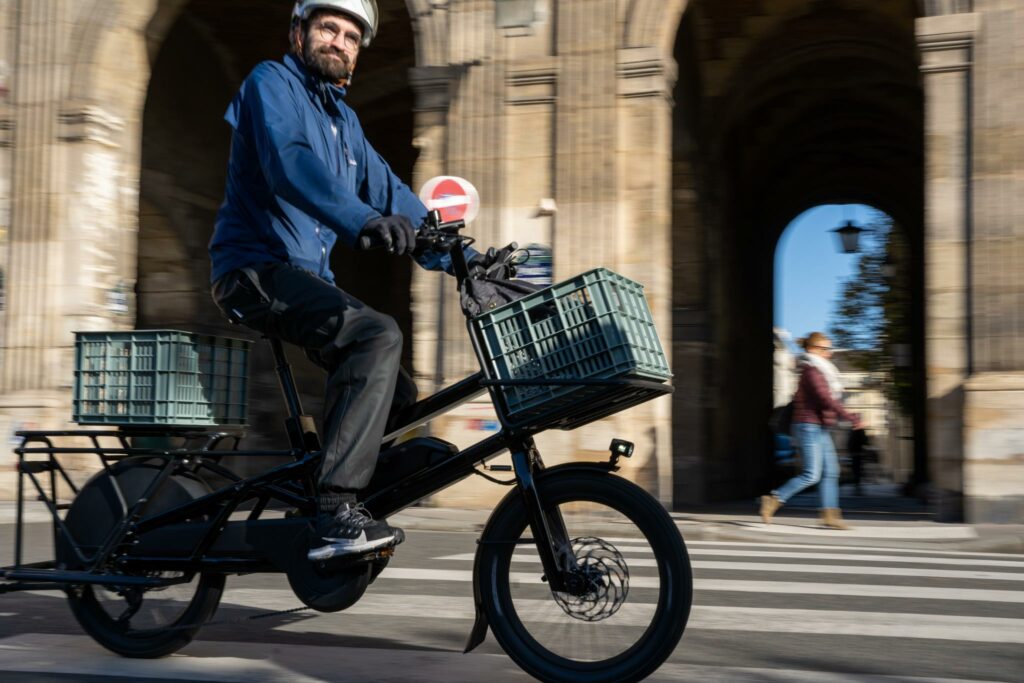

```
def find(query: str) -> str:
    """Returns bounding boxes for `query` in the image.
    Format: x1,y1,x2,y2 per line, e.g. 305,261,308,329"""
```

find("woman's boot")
820,508,850,530
759,495,782,524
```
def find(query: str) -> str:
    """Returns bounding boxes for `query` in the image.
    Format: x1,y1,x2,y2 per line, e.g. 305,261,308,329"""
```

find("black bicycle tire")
61,458,225,658
477,469,692,683
67,572,225,658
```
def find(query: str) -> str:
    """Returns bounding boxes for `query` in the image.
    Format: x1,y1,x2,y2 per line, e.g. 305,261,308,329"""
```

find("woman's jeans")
773,422,840,509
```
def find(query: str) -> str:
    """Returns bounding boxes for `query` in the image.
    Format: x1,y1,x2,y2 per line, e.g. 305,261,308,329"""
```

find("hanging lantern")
831,220,865,254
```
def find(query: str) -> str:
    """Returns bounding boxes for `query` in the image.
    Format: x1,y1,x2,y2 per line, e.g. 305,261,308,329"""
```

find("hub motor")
552,537,629,622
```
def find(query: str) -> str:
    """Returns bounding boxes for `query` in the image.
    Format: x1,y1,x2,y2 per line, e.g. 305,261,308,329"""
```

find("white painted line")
376,566,663,589
691,605,1024,644
691,561,1024,581
265,593,1024,644
219,576,1024,612
376,562,1024,585
686,540,1024,559
435,549,1024,568
695,579,1024,604
727,522,977,540
380,567,472,582
692,549,1024,567
435,552,658,567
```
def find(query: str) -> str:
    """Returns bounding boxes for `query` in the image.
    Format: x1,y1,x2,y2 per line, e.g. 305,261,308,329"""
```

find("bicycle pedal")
317,546,395,572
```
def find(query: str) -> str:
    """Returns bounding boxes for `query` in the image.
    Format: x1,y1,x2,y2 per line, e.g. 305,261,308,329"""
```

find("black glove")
468,242,519,279
358,215,417,255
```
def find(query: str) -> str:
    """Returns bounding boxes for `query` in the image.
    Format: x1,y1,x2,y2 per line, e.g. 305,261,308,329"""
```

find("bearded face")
295,11,362,85
303,37,353,83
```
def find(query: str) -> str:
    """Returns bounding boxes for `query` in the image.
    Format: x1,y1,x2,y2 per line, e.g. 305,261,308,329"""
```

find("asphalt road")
1,523,1022,682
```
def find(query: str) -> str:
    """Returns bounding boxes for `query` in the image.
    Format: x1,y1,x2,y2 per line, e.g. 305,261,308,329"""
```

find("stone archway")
668,0,926,504
136,0,421,453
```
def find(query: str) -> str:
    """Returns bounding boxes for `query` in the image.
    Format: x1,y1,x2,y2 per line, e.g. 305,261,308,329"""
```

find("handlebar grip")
359,232,429,252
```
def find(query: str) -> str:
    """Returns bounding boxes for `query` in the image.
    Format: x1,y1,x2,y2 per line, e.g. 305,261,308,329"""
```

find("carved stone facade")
0,0,1020,521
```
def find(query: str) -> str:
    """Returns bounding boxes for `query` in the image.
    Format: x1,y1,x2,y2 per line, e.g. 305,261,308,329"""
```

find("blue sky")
775,204,875,344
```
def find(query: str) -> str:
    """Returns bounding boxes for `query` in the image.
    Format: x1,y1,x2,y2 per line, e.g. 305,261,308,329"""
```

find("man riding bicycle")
209,0,491,562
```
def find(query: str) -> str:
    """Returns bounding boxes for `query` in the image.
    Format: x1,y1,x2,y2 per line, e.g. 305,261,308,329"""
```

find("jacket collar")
283,52,348,116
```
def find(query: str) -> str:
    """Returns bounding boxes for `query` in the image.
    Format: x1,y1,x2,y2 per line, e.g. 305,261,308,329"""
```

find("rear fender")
463,462,613,653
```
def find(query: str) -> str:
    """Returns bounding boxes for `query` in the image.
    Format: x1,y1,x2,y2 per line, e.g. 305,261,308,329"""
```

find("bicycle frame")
1,216,672,598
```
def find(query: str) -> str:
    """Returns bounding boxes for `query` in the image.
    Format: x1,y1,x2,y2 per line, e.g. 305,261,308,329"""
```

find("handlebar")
357,210,474,283
356,213,469,254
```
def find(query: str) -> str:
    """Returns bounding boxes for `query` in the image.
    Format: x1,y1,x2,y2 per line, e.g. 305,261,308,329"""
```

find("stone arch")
405,0,448,67
65,0,122,102
667,0,926,504
623,0,690,54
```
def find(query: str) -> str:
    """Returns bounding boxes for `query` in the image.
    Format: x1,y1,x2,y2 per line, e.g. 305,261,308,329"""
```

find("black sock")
318,491,357,513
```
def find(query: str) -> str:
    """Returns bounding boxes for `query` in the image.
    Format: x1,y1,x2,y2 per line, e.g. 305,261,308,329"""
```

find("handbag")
769,401,795,435
458,244,543,318
459,276,541,318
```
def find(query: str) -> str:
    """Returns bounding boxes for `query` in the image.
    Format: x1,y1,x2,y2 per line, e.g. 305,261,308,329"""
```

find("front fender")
463,462,615,653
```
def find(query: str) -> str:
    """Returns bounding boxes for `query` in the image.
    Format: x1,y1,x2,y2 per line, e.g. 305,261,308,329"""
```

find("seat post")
269,337,304,420
268,338,321,457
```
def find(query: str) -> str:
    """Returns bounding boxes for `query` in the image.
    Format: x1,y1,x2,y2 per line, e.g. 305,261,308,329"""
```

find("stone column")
0,1,77,481
917,11,980,521
960,0,1024,522
409,64,456,394
0,0,153,498
616,46,677,504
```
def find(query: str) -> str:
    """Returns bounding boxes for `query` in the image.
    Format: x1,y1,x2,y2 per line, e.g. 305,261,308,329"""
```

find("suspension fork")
510,439,575,592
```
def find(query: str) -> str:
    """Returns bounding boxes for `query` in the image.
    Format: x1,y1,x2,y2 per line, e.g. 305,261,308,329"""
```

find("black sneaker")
307,503,405,562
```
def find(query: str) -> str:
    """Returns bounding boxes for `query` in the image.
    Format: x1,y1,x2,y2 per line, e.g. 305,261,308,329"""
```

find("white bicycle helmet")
292,0,379,47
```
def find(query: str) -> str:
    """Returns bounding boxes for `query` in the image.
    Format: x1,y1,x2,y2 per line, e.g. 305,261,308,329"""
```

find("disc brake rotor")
552,537,629,622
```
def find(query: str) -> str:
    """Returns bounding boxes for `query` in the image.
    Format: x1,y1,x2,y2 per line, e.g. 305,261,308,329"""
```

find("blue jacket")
210,53,452,283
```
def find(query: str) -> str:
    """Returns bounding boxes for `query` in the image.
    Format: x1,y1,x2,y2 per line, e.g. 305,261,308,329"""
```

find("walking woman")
760,332,863,530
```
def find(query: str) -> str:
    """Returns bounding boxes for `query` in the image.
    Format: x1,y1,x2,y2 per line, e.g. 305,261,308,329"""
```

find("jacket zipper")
316,224,327,276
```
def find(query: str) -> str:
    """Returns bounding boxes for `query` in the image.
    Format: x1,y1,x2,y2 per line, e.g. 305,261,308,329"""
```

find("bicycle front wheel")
476,468,692,683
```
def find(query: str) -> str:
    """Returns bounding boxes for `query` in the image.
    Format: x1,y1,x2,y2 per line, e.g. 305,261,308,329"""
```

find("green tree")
828,212,913,412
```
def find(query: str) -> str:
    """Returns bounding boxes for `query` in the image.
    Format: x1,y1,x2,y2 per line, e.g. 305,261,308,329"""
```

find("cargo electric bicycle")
0,215,692,683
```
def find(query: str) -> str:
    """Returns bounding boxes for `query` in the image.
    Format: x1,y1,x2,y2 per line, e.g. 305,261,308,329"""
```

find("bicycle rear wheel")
67,572,225,658
61,457,225,658
476,469,692,683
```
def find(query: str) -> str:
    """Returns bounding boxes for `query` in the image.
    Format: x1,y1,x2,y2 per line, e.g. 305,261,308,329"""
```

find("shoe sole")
307,530,405,562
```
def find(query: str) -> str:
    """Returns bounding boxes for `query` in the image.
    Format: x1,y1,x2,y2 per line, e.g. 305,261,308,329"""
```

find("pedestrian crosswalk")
0,534,1022,682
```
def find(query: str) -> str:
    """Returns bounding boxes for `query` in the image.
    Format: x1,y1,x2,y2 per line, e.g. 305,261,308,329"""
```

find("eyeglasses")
812,344,834,352
314,20,362,51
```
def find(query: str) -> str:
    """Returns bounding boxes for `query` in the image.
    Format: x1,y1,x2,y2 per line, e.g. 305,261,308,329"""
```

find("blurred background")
0,0,1020,523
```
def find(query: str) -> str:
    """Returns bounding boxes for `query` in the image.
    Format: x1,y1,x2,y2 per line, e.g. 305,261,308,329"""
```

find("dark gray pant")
212,262,416,492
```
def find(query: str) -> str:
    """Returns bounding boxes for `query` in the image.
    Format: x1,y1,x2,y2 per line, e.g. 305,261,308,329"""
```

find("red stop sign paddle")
419,176,480,224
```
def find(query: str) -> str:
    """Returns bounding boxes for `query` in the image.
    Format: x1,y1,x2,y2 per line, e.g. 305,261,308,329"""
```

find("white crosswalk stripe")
435,548,1024,568
209,590,1024,645
686,539,1018,558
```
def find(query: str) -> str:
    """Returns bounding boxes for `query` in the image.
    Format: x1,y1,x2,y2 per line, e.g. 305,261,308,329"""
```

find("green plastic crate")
473,268,671,424
72,330,251,427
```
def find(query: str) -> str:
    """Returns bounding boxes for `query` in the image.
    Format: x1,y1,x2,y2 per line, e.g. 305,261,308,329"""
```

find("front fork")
510,438,575,593
464,437,577,653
